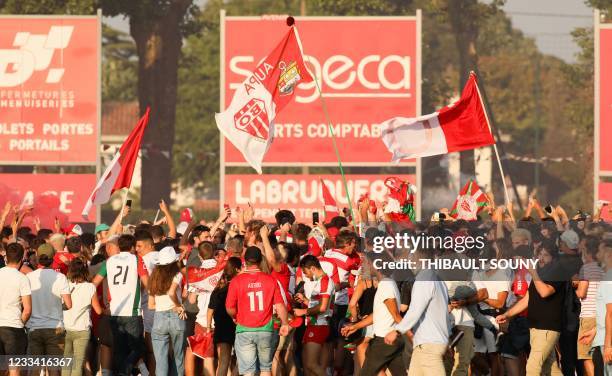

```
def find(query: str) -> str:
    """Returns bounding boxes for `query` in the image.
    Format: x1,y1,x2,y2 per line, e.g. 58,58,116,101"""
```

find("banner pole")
473,73,511,206
153,209,160,224
293,25,355,224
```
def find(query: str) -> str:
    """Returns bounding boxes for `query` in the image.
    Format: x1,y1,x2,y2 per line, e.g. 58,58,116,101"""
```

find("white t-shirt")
63,282,96,331
140,251,158,318
473,268,511,311
372,278,401,337
0,267,31,328
27,269,70,330
99,252,147,317
154,273,183,312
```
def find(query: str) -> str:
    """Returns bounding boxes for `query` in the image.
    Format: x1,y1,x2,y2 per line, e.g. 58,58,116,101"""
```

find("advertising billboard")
0,16,100,165
222,16,420,165
225,174,415,222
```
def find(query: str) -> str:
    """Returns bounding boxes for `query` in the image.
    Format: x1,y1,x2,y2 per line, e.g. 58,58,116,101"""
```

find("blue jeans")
151,310,186,376
235,331,274,375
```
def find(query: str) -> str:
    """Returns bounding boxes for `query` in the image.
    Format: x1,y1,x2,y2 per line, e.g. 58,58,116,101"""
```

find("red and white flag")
82,108,150,219
216,26,313,173
449,179,488,220
380,73,495,162
321,179,339,221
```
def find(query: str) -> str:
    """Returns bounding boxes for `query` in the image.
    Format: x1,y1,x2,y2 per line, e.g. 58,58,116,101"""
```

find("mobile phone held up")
126,199,132,208
312,211,319,226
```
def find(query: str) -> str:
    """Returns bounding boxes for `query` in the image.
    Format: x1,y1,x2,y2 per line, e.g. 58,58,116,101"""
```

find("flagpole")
153,209,160,224
473,73,511,206
293,24,356,224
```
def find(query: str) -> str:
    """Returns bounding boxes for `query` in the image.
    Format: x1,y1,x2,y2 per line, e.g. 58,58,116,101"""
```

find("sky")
104,0,594,63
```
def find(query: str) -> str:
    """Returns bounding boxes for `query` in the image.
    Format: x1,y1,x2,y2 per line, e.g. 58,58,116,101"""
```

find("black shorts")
499,316,530,358
94,315,113,347
185,311,197,338
0,327,27,355
329,304,348,341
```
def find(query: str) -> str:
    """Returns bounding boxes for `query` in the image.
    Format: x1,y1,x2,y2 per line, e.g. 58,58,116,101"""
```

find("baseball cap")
95,224,110,234
65,224,83,237
157,246,179,265
560,229,580,250
244,246,263,264
37,243,55,258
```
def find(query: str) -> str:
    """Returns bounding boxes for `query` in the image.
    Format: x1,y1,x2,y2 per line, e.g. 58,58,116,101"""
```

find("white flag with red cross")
215,26,313,173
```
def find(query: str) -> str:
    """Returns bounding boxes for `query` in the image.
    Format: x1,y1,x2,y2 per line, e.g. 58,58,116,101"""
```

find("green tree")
100,0,200,208
102,25,137,101
587,0,612,18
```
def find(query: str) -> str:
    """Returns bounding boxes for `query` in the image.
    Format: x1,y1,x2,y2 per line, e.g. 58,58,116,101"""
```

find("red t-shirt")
271,263,291,294
226,268,284,328
52,251,77,274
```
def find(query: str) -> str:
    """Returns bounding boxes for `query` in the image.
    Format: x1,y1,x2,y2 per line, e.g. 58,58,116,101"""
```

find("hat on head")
65,224,83,237
95,223,110,234
156,246,179,265
244,246,263,264
511,228,532,244
560,229,580,250
37,243,55,258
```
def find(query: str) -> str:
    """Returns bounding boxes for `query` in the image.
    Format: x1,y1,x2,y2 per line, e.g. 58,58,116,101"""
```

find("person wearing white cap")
558,229,584,376
148,246,186,376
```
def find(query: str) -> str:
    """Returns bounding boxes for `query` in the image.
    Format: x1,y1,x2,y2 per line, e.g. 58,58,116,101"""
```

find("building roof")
102,101,139,137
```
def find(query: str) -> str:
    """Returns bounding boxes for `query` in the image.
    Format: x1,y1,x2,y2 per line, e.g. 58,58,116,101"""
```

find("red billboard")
222,16,420,165
598,182,612,221
0,17,100,165
599,27,612,174
225,174,415,222
0,174,97,225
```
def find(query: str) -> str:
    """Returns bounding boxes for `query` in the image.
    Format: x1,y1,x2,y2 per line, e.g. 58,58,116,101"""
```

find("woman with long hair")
62,258,103,376
148,247,187,376
207,257,242,376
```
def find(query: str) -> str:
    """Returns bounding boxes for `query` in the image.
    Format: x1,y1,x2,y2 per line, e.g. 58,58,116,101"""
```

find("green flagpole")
293,24,355,224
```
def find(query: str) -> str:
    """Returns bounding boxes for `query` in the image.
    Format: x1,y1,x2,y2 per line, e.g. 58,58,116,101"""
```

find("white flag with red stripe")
380,73,495,162
320,179,339,221
215,26,313,173
82,108,150,219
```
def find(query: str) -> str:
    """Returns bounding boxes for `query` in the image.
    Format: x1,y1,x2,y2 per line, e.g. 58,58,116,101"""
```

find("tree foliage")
102,25,137,101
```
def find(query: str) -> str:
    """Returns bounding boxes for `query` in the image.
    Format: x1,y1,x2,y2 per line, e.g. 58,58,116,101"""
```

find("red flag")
215,26,313,173
82,108,151,219
320,179,339,221
381,73,495,161
449,179,488,220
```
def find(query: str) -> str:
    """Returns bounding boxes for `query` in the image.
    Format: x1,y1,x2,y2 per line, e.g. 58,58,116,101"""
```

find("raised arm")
260,225,280,272
109,205,130,236
159,200,176,239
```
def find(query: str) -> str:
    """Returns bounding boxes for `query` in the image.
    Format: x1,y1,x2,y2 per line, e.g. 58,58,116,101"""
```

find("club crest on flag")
457,194,478,220
233,98,269,141
277,60,301,95
216,26,313,173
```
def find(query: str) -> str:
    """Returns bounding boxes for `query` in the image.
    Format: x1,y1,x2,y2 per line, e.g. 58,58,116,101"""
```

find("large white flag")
216,27,312,173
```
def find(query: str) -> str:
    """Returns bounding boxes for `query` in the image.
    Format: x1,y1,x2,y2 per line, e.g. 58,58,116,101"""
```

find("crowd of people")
0,195,611,376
